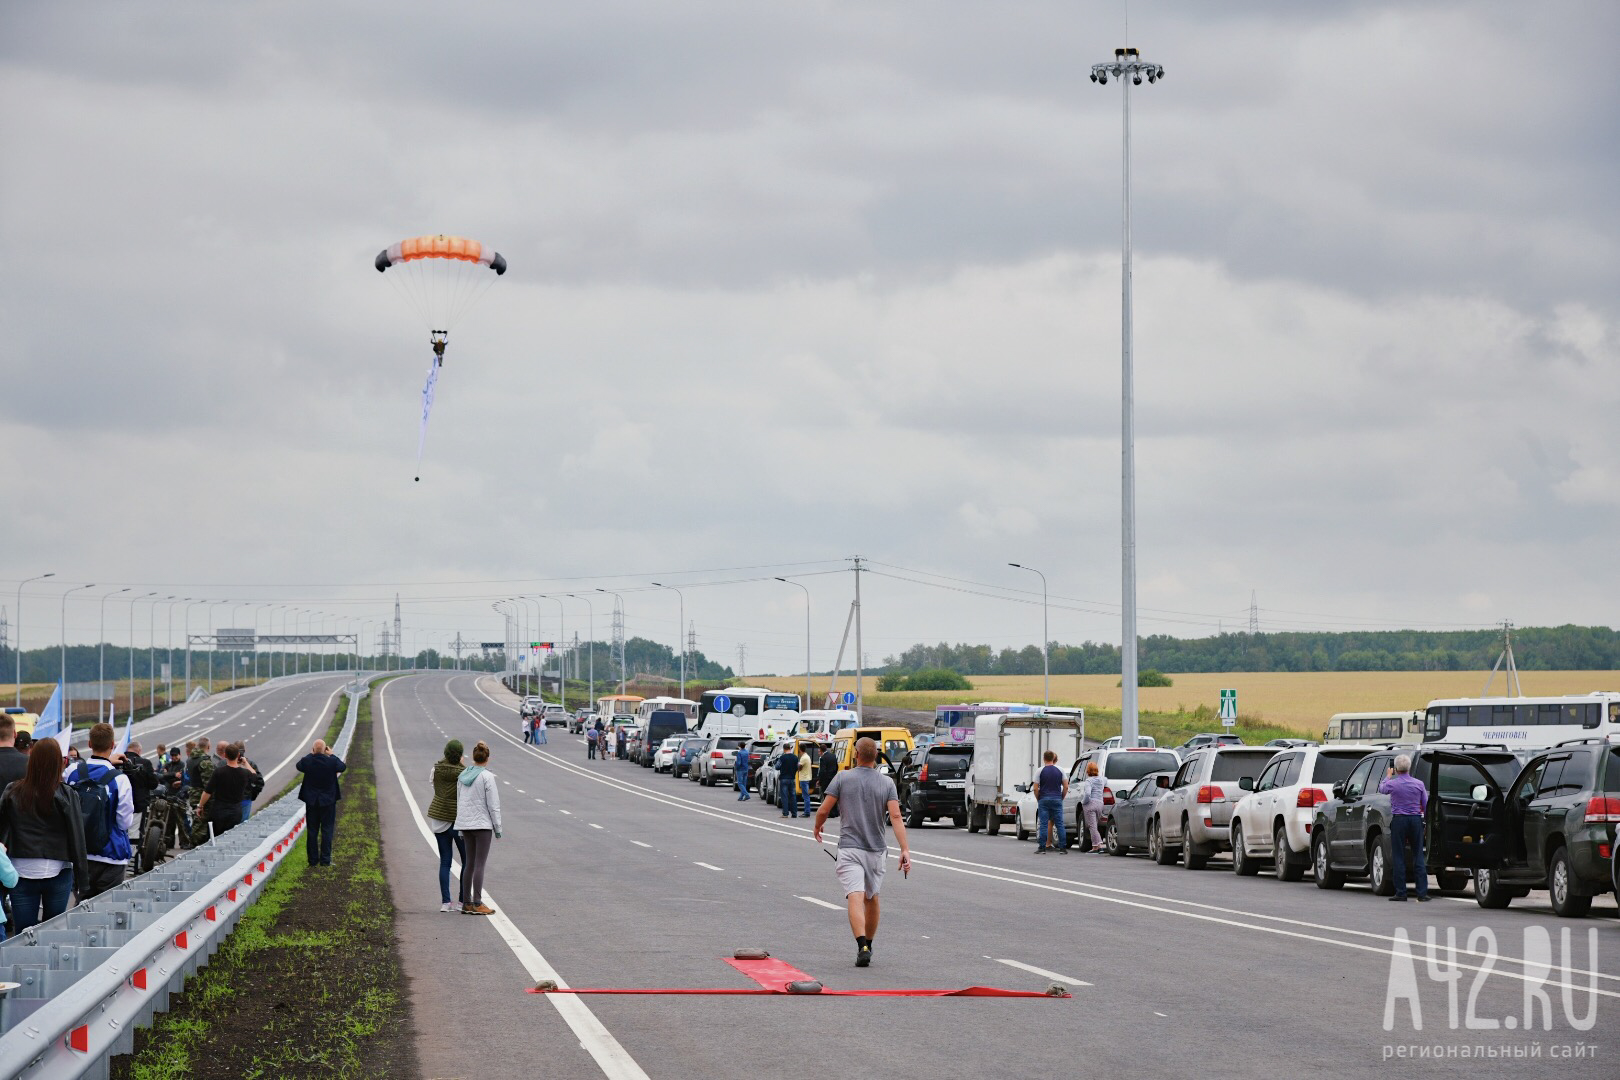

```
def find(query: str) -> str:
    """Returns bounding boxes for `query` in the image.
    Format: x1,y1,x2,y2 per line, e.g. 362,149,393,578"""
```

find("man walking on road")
735,740,752,801
814,737,912,968
296,739,347,867
1380,754,1431,902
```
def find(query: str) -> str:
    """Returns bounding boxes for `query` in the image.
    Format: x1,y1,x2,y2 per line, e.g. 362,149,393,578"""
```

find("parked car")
1460,738,1620,916
1101,735,1158,749
1013,778,1086,848
1228,745,1378,881
1173,733,1245,758
640,711,691,768
895,744,973,828
737,739,774,790
624,727,645,762
1073,746,1183,801
1264,738,1317,748
671,734,709,778
652,736,685,773
694,735,749,786
1103,771,1176,855
520,696,545,720
1149,746,1280,869
1310,745,1527,896
569,707,593,734
759,741,786,804
543,703,568,727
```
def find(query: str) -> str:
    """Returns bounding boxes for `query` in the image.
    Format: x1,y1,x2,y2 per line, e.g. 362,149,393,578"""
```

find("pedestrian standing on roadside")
1078,760,1105,853
295,739,346,867
796,743,816,815
427,739,467,912
197,744,250,837
1034,750,1069,855
454,741,501,915
1380,755,1431,902
0,740,88,931
615,726,627,760
535,715,547,745
735,740,752,801
67,722,135,898
777,744,802,818
585,725,598,760
814,737,913,968
0,715,29,791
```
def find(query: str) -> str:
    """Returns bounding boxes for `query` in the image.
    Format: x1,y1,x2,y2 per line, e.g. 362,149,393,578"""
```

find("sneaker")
856,944,871,968
440,902,457,912
461,903,476,914
470,903,497,916
1057,847,1069,854
1389,895,1408,902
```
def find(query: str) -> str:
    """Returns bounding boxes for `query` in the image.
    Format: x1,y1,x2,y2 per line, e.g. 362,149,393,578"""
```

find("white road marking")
694,862,725,872
631,841,651,848
796,896,842,911
590,823,604,830
376,679,649,1080
559,809,573,815
1154,1012,1168,1018
994,959,1091,986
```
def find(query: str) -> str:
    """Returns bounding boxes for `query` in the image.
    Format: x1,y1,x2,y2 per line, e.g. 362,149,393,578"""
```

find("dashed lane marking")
694,862,725,872
796,896,842,911
994,959,1091,987
590,824,604,830
631,841,651,848
559,809,573,815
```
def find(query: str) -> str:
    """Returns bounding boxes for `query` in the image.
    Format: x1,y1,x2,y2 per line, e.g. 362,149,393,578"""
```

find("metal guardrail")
0,683,366,1080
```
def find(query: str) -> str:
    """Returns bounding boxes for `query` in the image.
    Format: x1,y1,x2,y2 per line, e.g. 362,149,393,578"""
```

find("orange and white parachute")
373,235,507,479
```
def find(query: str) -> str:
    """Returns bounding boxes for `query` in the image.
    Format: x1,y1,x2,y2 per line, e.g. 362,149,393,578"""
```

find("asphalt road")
376,673,1619,1080
118,672,355,808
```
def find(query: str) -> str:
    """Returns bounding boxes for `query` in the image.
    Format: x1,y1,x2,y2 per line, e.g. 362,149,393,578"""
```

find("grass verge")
112,677,416,1080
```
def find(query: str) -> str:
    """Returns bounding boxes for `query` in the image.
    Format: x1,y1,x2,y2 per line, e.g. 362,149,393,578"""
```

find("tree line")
881,625,1620,675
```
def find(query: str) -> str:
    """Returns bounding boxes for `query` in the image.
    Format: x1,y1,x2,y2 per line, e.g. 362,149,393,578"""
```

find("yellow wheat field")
752,671,1620,735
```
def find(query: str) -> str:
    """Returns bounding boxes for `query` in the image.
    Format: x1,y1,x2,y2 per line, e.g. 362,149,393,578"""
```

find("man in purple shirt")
1379,755,1431,902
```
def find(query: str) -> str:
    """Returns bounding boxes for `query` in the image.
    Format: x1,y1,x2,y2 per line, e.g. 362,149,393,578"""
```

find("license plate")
939,780,965,789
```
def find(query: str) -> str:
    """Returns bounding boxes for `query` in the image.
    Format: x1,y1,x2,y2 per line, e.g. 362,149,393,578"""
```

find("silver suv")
1150,746,1279,869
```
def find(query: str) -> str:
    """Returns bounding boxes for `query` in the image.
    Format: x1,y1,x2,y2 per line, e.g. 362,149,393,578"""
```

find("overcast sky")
3,1,1616,675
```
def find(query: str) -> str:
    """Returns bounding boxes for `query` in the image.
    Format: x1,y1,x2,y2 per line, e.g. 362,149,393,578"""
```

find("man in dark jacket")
777,746,802,819
121,742,158,816
296,739,347,867
817,741,840,818
0,715,27,792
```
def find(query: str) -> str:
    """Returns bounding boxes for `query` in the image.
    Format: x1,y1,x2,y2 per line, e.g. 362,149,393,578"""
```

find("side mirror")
1014,782,1031,793
1332,783,1345,800
1155,775,1171,789
1471,784,1489,802
1238,776,1255,791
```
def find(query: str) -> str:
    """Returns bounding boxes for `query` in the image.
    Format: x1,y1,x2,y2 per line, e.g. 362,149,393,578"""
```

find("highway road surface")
376,673,1619,1080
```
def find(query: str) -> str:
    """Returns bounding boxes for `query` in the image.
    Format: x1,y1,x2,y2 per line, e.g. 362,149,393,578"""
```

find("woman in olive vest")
427,740,467,913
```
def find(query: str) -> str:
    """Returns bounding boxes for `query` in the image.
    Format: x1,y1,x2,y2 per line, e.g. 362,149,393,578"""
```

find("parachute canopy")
374,234,506,333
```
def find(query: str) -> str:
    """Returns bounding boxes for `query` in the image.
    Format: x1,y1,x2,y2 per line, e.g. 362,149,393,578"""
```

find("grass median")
113,679,416,1080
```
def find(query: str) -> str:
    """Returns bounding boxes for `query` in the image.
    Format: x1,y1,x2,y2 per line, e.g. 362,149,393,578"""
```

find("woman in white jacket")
453,741,502,915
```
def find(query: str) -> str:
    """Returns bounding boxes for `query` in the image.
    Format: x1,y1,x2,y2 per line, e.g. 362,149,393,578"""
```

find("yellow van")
830,726,915,772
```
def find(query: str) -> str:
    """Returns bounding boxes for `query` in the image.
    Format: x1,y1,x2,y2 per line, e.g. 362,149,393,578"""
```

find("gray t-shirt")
825,766,898,852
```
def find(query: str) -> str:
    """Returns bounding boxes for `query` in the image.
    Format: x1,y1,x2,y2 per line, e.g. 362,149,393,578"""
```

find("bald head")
855,737,879,766
311,739,328,755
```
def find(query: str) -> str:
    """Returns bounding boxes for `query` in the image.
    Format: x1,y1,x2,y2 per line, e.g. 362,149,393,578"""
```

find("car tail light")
1197,785,1224,804
1297,787,1328,808
1583,796,1620,823
710,751,724,759
1103,788,1115,806
918,765,929,782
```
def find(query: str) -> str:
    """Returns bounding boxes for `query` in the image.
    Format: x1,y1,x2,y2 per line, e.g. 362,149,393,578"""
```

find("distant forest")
882,626,1620,675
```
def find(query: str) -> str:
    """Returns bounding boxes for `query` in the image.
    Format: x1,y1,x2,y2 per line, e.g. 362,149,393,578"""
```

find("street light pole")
61,583,96,725
539,596,566,708
150,595,172,713
566,595,594,703
649,583,685,700
1091,45,1163,749
13,572,54,707
98,587,130,718
775,577,812,708
184,599,203,701
131,592,154,716
167,598,187,707
1008,564,1049,707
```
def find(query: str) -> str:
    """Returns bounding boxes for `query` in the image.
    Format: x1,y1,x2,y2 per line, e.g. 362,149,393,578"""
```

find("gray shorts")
835,847,887,899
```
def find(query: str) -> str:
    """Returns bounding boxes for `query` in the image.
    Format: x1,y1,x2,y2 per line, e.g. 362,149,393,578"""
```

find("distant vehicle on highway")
639,710,692,767
1322,711,1418,746
1419,693,1620,753
693,735,748,787
1173,733,1244,758
635,696,697,726
569,707,592,734
543,703,567,727
1150,746,1279,869
697,687,801,739
2,707,38,735
895,744,972,828
1103,771,1175,855
519,696,545,719
1264,738,1317,748
671,734,709,779
1101,735,1158,749
967,712,1081,836
652,736,684,773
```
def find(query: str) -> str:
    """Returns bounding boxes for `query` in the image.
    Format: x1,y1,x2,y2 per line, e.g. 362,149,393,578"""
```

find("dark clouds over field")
3,1,1615,671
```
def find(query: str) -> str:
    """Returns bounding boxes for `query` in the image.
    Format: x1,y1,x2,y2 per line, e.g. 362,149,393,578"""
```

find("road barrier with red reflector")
0,683,365,1079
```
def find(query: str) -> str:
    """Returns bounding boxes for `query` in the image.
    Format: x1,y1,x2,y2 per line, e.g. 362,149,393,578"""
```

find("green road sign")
1219,688,1237,726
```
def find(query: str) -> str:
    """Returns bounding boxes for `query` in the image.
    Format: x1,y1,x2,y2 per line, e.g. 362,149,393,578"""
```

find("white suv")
1228,745,1377,880
652,736,684,773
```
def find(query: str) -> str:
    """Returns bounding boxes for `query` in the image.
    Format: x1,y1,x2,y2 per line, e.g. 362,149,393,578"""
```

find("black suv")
1459,738,1620,916
1311,745,1526,896
895,744,973,828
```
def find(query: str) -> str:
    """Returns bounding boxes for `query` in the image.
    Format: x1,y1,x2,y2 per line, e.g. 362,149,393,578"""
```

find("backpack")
69,762,121,857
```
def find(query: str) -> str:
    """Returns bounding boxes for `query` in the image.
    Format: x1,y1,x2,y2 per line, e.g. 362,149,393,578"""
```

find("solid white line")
694,862,725,872
796,895,843,911
994,959,1091,987
377,678,649,1080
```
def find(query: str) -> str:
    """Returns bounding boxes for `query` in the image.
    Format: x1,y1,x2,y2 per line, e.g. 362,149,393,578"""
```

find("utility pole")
1248,590,1259,635
1482,621,1523,698
393,594,403,675
850,556,865,716
1091,43,1164,751
736,643,747,680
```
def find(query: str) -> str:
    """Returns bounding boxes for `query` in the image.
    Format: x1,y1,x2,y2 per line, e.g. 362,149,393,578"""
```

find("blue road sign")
842,691,856,705
714,694,732,714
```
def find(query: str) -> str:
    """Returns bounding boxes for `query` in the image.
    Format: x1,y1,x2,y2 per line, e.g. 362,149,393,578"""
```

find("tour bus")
1421,692,1620,751
634,697,697,726
696,687,801,738
934,702,1084,746
1322,710,1422,746
593,694,645,729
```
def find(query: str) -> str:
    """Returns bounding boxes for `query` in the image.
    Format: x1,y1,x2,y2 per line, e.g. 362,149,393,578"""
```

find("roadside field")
752,670,1620,735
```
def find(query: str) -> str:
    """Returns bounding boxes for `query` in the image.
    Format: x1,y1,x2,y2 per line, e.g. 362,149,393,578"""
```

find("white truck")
967,710,1084,836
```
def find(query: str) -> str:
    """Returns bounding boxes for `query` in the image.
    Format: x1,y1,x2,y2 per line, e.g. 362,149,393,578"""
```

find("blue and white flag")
34,681,71,754
114,705,133,754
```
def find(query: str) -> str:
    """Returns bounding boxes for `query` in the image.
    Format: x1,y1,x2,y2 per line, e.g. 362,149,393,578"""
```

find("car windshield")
1105,751,1178,780
1311,752,1369,785
717,737,746,750
1210,751,1275,782
925,749,972,777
